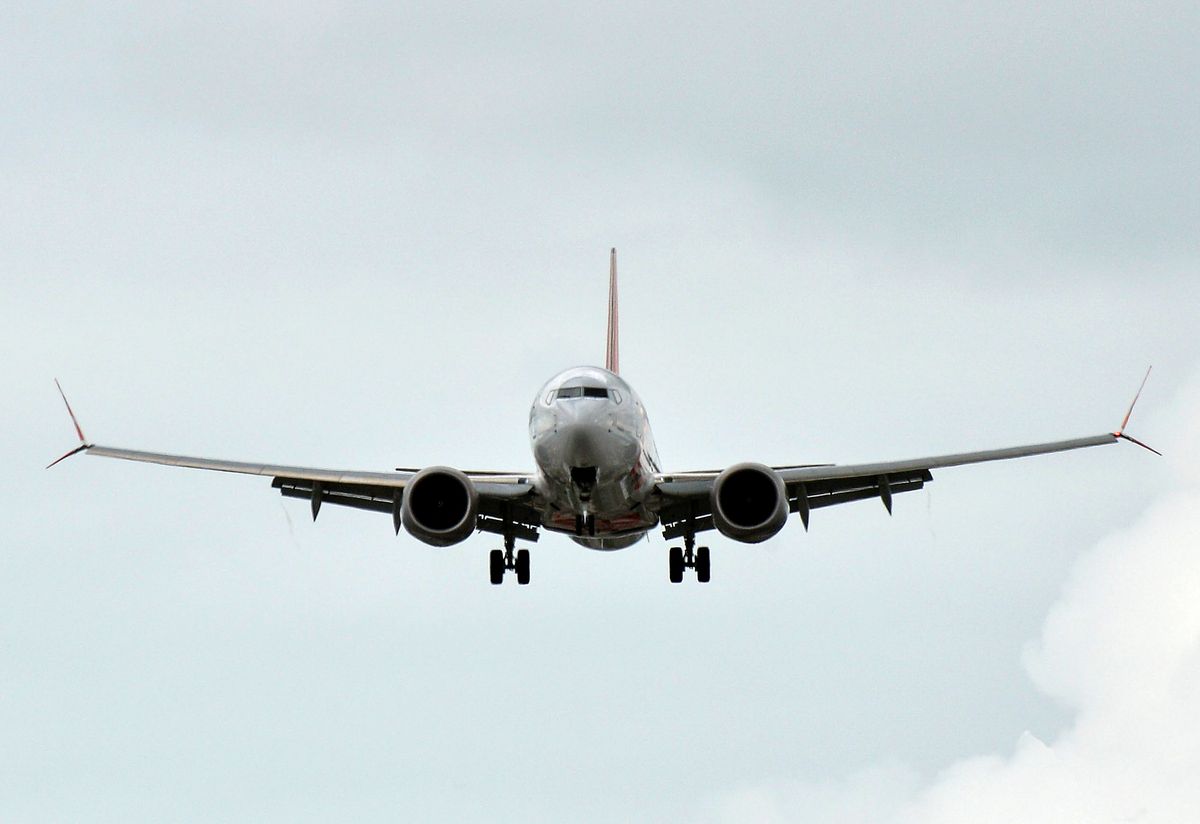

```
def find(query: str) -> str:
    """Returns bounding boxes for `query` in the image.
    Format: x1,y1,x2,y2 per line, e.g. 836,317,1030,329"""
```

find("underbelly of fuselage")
540,506,658,550
568,532,648,551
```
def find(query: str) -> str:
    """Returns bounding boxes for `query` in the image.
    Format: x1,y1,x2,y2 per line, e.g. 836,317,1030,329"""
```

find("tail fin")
606,248,619,374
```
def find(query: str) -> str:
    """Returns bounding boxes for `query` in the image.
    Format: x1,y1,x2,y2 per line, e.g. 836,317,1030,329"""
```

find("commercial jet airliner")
51,251,1158,584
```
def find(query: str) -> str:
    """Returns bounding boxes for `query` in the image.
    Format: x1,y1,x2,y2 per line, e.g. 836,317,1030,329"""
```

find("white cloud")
712,765,920,824
711,374,1200,824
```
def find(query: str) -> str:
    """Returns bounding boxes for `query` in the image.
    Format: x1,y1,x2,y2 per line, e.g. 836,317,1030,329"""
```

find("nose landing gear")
668,533,710,583
570,466,597,501
490,533,530,585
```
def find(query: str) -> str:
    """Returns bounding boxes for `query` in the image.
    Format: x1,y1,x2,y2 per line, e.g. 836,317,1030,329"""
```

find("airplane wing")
653,369,1160,539
80,444,533,497
76,444,541,536
652,432,1135,538
47,382,540,538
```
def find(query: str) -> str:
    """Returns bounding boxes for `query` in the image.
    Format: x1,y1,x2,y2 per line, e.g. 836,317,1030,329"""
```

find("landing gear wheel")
669,547,684,583
695,547,711,583
515,548,531,585
489,549,505,585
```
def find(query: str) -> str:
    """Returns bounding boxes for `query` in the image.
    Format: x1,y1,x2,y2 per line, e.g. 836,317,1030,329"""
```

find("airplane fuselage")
529,366,660,549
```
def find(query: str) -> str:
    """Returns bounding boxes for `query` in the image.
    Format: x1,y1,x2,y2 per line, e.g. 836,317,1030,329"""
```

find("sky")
2,2,1198,821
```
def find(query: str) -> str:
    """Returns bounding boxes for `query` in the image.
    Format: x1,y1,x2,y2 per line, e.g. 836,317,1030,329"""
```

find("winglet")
1113,366,1162,456
47,379,92,468
605,248,619,375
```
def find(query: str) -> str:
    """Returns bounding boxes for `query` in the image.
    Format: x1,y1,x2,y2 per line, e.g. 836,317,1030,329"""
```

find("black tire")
515,548,531,585
669,547,684,583
489,549,505,585
696,547,711,583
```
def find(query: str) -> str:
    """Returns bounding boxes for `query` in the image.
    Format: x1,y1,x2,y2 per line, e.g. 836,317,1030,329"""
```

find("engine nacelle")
401,466,479,547
710,462,788,543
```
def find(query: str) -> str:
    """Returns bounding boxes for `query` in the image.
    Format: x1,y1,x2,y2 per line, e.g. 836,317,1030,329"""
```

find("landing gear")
515,548,530,585
489,549,505,585
490,533,531,585
668,533,710,583
669,546,684,583
695,547,711,583
574,513,596,537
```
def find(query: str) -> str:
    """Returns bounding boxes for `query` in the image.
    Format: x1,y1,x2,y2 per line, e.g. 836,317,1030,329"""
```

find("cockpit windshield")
555,386,610,400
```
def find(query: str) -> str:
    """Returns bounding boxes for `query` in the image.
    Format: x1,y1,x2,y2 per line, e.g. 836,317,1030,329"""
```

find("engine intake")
710,462,788,543
401,466,479,547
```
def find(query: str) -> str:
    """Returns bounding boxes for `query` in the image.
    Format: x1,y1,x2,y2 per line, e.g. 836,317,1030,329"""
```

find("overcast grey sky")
3,3,1198,822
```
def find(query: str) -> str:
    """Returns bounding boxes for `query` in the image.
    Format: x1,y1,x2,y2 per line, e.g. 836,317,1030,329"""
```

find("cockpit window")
555,386,610,400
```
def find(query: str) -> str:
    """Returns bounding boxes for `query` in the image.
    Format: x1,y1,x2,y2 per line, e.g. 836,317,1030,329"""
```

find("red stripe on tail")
606,248,619,374
55,378,87,443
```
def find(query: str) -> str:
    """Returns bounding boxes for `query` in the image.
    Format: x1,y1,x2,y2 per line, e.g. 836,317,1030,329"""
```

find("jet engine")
401,466,479,547
710,462,788,543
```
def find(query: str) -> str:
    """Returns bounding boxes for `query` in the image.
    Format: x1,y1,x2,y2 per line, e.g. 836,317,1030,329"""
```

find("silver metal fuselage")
529,366,660,549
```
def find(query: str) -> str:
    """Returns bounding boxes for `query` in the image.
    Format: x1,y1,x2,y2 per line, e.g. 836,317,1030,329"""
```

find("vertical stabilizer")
606,248,619,374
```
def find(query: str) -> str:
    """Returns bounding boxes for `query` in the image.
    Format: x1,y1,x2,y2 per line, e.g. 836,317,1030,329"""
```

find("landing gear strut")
490,532,530,585
668,532,710,584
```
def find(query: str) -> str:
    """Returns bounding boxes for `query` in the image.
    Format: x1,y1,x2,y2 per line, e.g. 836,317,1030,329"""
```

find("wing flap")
801,470,931,511
274,477,397,514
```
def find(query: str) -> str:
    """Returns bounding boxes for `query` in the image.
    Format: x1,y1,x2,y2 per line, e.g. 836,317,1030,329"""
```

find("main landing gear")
668,533,710,584
490,533,530,585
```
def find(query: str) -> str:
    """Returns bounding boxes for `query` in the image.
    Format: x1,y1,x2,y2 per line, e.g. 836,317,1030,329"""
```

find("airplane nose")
533,402,635,483
555,419,608,467
538,419,610,500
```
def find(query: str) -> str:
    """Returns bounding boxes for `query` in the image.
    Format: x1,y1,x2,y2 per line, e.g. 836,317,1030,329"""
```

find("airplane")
50,250,1159,585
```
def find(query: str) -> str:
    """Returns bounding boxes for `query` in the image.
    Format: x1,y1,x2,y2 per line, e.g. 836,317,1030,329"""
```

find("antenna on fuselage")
606,248,619,375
